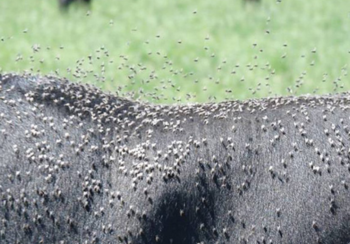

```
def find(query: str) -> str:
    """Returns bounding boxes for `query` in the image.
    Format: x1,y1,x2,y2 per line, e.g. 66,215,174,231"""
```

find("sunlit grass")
0,0,349,103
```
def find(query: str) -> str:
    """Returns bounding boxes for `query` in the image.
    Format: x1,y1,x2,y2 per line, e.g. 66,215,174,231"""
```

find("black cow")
59,0,91,9
1,74,350,244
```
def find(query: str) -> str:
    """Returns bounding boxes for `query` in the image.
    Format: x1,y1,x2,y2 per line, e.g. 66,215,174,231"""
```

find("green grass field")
0,0,349,103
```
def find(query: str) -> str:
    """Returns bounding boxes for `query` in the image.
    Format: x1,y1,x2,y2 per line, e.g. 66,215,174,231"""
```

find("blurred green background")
0,0,349,103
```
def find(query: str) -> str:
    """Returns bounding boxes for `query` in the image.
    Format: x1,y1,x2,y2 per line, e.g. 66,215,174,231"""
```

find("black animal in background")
1,74,350,244
59,0,91,9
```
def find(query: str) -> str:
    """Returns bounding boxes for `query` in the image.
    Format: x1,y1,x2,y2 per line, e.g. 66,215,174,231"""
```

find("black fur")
1,74,350,243
59,0,91,9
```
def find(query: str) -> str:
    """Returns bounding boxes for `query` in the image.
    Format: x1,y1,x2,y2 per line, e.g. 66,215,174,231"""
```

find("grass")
0,0,350,103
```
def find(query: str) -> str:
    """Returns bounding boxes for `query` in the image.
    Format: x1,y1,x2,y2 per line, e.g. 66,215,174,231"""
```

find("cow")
59,0,91,9
0,74,350,244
